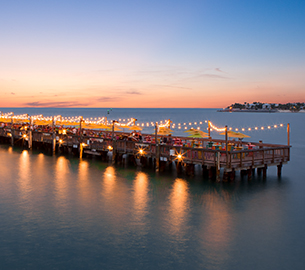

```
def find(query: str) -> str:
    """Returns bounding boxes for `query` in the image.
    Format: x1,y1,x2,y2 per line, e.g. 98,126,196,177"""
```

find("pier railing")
0,127,290,171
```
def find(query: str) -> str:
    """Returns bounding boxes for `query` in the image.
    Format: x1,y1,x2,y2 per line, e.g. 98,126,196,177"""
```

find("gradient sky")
1,0,305,108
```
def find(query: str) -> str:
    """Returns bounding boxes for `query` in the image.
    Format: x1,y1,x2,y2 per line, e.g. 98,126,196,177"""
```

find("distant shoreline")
217,108,305,113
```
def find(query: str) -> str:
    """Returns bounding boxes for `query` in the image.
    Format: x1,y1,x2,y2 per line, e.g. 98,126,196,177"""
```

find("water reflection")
199,191,233,266
167,178,190,235
54,156,70,204
133,172,149,223
77,160,90,202
103,166,116,197
18,150,32,200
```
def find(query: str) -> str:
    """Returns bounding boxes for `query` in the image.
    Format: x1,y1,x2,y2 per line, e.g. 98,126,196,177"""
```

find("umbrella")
184,128,209,137
183,128,197,133
14,118,30,124
0,118,12,123
105,126,122,131
187,132,208,138
128,125,143,131
33,120,53,125
219,130,250,138
56,120,80,126
158,126,174,132
154,129,173,135
82,123,109,129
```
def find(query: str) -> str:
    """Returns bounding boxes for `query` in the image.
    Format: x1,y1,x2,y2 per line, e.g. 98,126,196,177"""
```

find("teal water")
0,108,304,269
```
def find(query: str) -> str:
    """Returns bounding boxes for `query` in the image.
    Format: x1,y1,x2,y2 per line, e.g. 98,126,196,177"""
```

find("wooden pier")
0,124,290,181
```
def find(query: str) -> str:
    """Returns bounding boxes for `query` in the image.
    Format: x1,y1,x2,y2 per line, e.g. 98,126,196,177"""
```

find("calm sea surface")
0,108,305,270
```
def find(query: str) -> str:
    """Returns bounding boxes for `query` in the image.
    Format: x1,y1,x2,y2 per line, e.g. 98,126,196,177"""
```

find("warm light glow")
55,156,70,202
168,178,190,234
137,147,146,156
133,172,149,223
108,145,113,151
102,166,117,197
209,121,226,132
175,150,185,162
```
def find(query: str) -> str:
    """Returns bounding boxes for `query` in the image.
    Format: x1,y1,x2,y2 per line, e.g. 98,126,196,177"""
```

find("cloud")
198,73,229,79
125,90,142,95
24,101,90,107
152,84,191,90
97,97,122,102
11,92,15,95
215,68,227,73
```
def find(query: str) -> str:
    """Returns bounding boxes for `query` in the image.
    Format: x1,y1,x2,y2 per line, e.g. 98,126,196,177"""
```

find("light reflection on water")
199,191,233,267
167,178,190,235
77,160,90,203
18,150,31,202
54,156,70,207
0,145,304,270
133,172,149,224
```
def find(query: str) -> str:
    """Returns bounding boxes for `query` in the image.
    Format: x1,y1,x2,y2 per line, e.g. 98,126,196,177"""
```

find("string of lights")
0,113,287,133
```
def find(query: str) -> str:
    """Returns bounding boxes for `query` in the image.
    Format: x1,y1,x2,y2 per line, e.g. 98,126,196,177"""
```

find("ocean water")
0,108,304,270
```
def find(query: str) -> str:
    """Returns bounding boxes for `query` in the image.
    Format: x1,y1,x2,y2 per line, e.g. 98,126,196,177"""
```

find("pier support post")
140,156,147,167
186,163,195,176
52,133,56,155
28,130,32,149
176,161,183,174
277,163,282,177
155,144,160,172
247,168,252,181
112,139,117,165
216,152,220,182
223,171,229,182
79,143,83,159
257,168,262,176
10,133,14,146
208,167,216,179
230,169,236,181
263,165,267,179
202,165,209,178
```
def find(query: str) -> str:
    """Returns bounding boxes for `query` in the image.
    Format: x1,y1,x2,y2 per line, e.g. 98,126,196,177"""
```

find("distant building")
246,103,255,109
262,103,271,109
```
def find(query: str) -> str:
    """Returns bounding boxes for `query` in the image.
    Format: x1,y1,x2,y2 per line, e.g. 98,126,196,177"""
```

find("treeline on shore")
227,102,305,111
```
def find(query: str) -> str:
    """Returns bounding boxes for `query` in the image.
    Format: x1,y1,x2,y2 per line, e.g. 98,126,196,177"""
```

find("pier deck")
0,126,290,181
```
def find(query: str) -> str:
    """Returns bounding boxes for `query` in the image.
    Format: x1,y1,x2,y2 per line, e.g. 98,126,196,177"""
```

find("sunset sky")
1,0,305,108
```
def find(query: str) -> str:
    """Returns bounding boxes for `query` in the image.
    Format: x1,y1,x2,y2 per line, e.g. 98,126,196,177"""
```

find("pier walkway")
0,125,290,181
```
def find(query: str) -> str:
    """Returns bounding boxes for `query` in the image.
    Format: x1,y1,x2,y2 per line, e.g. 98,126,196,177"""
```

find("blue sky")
1,0,304,107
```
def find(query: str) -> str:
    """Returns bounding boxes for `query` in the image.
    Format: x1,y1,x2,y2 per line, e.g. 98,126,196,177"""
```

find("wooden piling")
112,139,117,165
247,168,252,180
28,130,32,149
257,168,262,176
277,163,282,177
176,161,183,174
186,163,195,176
155,144,160,172
216,152,220,181
263,165,267,179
